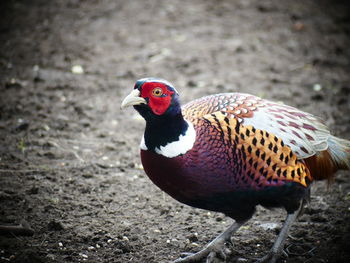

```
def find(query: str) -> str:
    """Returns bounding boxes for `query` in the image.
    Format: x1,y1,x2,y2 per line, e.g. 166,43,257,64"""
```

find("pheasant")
121,78,350,263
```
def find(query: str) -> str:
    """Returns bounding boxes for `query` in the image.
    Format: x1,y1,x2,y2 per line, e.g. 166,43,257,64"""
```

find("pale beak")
121,89,147,109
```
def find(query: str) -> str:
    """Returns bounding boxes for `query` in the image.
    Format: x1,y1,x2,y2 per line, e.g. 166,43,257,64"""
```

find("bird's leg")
174,220,245,263
255,206,301,263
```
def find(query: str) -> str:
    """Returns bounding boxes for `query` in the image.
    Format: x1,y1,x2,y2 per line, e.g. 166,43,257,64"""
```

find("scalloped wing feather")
242,102,330,159
182,93,330,160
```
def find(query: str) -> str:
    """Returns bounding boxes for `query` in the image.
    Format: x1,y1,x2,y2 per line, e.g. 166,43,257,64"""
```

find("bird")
121,77,350,263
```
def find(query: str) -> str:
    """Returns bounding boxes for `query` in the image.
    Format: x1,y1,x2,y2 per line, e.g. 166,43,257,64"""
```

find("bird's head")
121,78,180,119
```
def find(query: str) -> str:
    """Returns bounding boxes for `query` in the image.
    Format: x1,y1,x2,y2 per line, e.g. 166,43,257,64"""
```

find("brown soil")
0,1,349,263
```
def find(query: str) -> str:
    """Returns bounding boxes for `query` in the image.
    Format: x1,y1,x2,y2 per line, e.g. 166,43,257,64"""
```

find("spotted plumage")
201,112,312,188
121,78,350,263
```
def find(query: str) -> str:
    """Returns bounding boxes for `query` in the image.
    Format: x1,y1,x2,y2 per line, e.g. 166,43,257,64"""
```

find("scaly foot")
254,250,288,263
174,222,243,263
174,239,232,263
254,207,301,263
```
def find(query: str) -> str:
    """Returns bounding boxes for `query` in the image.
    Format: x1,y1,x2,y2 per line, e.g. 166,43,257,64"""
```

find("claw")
206,251,226,263
224,240,234,250
174,246,224,263
253,245,289,263
254,207,302,263
253,251,283,263
173,221,244,263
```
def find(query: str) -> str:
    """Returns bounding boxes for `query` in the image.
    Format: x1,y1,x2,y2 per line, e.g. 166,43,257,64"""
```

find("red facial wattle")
140,82,174,115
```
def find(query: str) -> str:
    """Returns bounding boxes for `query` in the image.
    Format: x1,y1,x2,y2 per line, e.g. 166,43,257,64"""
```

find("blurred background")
0,0,349,262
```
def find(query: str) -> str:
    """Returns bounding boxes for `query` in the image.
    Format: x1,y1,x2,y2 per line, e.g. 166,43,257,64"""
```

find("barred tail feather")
327,135,350,170
304,135,349,182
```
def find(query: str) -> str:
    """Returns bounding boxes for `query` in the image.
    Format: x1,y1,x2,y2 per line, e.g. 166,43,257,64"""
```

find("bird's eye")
152,87,163,97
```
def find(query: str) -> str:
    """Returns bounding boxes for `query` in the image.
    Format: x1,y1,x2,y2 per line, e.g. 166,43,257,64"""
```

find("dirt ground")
0,0,349,262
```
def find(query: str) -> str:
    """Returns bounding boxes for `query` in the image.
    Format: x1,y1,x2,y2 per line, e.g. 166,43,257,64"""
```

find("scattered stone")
313,84,322,91
258,222,279,231
79,252,88,259
71,65,84,74
236,258,249,262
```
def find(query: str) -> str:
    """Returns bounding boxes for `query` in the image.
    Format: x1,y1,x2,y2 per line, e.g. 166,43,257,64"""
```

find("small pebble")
313,84,322,91
79,253,88,259
258,222,279,231
71,65,84,74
